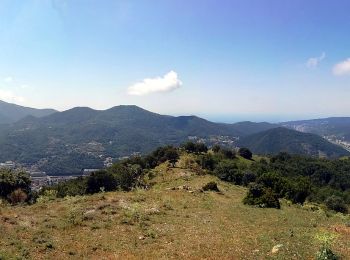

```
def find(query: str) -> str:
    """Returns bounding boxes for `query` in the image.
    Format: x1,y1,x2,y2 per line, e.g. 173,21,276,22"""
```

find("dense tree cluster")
194,146,348,212
182,141,208,154
0,169,31,204
31,144,350,214
238,147,253,160
44,146,180,197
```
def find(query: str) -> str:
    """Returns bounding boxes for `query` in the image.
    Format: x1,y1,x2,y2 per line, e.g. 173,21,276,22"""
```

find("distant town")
0,156,116,191
1,135,239,191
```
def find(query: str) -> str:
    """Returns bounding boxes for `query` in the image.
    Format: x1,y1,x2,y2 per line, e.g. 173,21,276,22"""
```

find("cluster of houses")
324,135,350,152
188,135,238,148
29,172,83,191
0,160,103,191
0,161,16,169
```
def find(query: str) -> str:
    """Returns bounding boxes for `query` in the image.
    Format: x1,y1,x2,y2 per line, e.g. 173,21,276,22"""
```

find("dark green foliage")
316,246,340,260
51,177,88,198
257,172,288,197
0,106,275,175
182,142,208,154
325,195,348,213
41,153,104,175
212,145,221,153
86,171,118,194
0,169,31,201
220,148,236,159
254,171,310,204
214,160,243,185
109,163,143,191
202,182,220,192
164,148,180,167
182,141,196,153
287,177,311,204
46,146,174,197
197,154,217,171
150,146,180,167
238,127,349,158
243,183,280,209
239,147,253,160
242,171,257,186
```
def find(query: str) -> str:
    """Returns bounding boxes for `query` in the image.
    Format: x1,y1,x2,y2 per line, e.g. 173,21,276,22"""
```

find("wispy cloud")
0,90,25,103
127,71,182,96
4,77,13,83
333,58,350,76
306,52,325,68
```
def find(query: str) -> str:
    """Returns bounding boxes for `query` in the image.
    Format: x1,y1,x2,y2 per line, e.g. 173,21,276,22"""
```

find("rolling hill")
1,158,349,259
281,117,350,142
0,105,277,174
0,100,57,124
1,103,348,174
238,127,350,158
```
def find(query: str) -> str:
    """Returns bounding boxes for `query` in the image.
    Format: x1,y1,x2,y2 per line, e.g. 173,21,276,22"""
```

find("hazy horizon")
1,1,350,120
2,98,347,124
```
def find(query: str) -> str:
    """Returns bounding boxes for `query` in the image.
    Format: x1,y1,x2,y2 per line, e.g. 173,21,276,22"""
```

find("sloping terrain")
0,105,277,174
281,117,350,142
238,127,350,158
0,160,349,259
0,100,56,124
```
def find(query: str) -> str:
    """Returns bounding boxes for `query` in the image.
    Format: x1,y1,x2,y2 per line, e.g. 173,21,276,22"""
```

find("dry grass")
1,162,349,259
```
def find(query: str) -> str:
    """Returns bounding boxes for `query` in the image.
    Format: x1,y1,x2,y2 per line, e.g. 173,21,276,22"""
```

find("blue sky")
0,0,350,122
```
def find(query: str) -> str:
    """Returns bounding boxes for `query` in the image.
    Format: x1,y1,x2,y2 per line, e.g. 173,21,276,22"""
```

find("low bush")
325,195,348,213
243,183,280,209
316,246,339,260
0,169,31,202
202,182,220,192
239,147,253,160
8,189,28,204
214,161,243,185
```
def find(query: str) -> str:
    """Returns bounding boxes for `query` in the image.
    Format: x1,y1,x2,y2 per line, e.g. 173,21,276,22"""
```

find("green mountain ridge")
0,105,277,174
0,102,348,174
238,127,349,158
281,117,350,142
0,100,57,124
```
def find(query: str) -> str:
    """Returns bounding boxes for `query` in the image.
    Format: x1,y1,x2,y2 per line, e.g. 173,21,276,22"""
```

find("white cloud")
306,52,325,68
0,90,25,103
333,58,350,76
4,77,13,83
127,71,182,96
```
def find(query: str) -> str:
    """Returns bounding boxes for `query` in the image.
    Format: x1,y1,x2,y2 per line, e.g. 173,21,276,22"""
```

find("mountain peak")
0,100,57,124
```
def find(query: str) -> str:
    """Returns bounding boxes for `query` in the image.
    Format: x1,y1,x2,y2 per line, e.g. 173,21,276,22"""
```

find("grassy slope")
1,157,350,259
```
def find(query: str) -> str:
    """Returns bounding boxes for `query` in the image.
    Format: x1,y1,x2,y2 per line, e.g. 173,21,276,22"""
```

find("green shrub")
197,154,217,171
239,147,252,160
182,142,208,154
325,195,348,213
8,188,28,204
37,190,58,203
243,183,280,209
316,246,339,260
110,164,143,191
220,149,236,159
242,171,257,186
202,182,220,192
0,169,31,201
212,145,221,153
214,161,243,185
86,171,118,194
